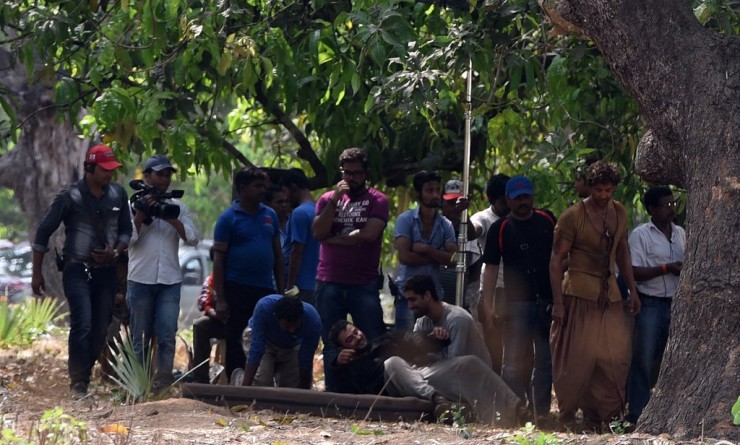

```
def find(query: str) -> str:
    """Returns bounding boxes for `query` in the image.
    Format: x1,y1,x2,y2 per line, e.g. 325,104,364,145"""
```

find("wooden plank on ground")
181,383,433,422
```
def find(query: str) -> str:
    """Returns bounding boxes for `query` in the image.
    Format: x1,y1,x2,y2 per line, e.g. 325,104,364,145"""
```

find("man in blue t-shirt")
280,169,319,306
233,295,321,389
394,170,457,330
213,167,284,380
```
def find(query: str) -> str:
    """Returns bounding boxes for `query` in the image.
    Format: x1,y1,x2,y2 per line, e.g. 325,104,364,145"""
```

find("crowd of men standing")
30,144,684,432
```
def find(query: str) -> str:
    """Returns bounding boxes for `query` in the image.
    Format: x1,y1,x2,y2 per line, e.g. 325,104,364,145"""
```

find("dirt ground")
0,335,719,445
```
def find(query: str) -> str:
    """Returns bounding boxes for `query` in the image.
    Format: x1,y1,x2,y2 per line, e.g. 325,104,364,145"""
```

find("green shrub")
0,297,66,347
1,407,87,444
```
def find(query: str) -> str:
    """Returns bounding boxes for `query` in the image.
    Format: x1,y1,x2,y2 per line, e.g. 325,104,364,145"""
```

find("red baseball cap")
86,145,122,170
443,179,464,200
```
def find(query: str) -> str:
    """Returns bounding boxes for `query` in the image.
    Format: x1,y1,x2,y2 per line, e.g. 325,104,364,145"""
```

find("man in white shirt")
127,154,200,391
626,186,685,424
468,174,509,372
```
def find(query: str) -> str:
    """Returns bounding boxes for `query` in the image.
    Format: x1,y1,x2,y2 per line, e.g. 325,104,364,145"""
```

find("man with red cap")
32,144,133,398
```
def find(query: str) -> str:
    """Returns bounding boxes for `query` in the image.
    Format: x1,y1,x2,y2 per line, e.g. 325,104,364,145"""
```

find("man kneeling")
233,295,321,389
329,320,522,426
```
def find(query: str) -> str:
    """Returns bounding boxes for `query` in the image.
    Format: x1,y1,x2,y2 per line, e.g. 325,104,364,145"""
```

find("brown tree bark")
547,0,739,440
0,48,89,299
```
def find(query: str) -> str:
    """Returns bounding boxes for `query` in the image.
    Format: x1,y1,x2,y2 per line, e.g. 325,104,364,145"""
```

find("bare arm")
312,181,348,240
616,234,641,315
286,242,305,290
468,220,483,241
242,363,258,386
31,250,46,296
272,234,284,293
323,218,386,246
480,263,499,323
396,236,434,266
411,241,458,266
312,199,338,240
549,233,572,324
633,263,682,281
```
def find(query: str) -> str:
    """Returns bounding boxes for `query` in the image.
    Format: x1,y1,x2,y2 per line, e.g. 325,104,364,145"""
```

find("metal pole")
455,57,473,307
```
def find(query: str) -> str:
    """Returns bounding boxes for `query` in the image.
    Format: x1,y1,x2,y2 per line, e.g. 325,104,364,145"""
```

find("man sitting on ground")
190,248,225,384
407,274,492,368
232,295,321,389
329,320,522,426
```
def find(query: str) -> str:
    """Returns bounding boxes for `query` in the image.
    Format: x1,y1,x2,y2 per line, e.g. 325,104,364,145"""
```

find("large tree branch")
221,139,254,169
253,79,328,188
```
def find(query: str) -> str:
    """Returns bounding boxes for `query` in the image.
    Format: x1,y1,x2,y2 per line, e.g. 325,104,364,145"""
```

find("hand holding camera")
129,179,184,224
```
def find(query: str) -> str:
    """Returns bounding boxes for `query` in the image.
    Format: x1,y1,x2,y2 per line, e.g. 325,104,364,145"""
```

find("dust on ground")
0,334,713,445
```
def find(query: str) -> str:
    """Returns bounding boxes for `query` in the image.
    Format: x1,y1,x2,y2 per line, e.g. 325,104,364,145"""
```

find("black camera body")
129,180,184,224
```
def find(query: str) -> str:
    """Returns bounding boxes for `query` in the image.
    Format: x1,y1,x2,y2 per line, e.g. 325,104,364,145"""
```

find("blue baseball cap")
505,176,534,198
143,154,177,173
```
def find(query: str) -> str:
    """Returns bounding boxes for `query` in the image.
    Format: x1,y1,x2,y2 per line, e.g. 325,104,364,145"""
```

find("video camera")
129,179,184,224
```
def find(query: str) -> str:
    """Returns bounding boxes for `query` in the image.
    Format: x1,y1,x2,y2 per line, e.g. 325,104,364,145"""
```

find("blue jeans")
316,281,386,391
501,300,552,416
626,294,672,423
127,281,182,386
62,263,117,387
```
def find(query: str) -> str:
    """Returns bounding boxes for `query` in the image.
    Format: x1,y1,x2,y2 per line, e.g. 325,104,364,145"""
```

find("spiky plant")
0,297,65,347
106,330,155,403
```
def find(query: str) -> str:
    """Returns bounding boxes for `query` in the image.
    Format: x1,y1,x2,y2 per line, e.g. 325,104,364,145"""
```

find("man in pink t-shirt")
312,147,389,391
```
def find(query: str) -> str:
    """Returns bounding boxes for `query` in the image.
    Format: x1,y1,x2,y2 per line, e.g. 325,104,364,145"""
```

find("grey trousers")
243,328,300,387
384,355,521,427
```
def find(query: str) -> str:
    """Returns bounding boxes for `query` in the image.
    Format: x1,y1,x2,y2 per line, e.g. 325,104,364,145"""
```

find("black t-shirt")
482,209,556,302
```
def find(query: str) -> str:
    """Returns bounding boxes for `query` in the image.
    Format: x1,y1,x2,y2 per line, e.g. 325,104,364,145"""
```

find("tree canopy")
0,0,656,203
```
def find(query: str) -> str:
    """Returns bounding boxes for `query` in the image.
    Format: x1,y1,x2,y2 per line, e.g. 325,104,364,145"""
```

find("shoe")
432,393,453,423
70,382,88,399
230,368,244,386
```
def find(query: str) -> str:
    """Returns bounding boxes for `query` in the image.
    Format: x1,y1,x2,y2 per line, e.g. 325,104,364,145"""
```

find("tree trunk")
546,0,739,440
0,49,89,299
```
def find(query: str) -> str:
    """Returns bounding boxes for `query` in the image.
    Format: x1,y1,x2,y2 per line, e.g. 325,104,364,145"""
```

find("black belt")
65,257,113,269
638,292,672,303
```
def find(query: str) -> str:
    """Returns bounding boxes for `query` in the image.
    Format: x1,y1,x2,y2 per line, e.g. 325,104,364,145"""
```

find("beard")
422,198,441,208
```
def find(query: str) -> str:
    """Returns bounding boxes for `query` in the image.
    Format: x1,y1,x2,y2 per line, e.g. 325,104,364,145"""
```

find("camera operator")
127,154,199,393
31,145,132,399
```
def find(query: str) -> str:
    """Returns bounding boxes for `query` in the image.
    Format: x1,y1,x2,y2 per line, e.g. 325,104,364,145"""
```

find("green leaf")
217,52,232,76
351,72,361,95
732,396,740,425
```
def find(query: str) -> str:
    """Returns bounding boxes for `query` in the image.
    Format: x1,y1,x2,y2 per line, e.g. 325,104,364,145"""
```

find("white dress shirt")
628,221,685,298
128,199,200,285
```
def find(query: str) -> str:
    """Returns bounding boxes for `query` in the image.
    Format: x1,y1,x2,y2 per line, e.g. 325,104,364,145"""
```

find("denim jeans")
626,294,672,423
127,281,182,386
501,300,552,417
62,262,117,387
316,280,386,391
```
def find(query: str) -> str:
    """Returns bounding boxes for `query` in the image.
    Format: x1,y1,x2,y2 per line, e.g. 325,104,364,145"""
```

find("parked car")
178,240,213,329
0,243,33,303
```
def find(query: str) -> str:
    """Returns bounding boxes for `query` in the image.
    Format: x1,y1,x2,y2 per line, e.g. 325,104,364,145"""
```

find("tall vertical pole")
455,57,473,307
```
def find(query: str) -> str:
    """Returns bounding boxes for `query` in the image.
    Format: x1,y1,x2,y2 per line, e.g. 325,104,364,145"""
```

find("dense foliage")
0,0,735,225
